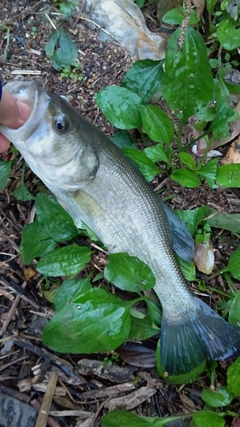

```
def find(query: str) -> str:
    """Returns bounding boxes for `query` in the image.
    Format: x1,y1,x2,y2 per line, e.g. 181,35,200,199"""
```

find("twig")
35,370,59,427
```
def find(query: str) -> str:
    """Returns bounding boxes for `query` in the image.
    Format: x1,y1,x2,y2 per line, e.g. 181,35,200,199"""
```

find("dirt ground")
0,1,240,427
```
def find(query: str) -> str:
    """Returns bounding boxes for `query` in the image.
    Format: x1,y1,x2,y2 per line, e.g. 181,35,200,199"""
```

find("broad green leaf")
13,183,35,201
216,164,240,188
176,206,210,236
223,247,240,279
171,168,201,188
42,288,132,353
197,158,218,188
146,299,162,326
195,105,216,122
227,357,240,396
37,244,92,276
54,277,91,311
36,193,78,241
104,252,155,292
210,103,239,140
123,148,159,182
20,222,56,264
141,104,174,144
0,160,12,191
145,143,173,165
217,19,240,50
96,86,142,130
207,211,240,233
192,411,225,427
162,27,214,121
179,153,196,170
229,290,240,327
129,315,158,340
101,409,186,427
121,59,164,103
111,130,137,149
162,7,199,25
45,28,78,70
201,387,234,408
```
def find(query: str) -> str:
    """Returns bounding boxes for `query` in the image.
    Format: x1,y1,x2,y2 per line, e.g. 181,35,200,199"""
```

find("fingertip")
0,134,11,153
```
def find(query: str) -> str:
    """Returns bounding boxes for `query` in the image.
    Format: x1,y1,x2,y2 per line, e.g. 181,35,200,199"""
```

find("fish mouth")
0,80,50,142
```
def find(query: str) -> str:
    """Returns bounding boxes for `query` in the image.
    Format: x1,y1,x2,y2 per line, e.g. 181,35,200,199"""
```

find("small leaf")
176,206,210,236
141,104,174,144
227,357,240,397
192,410,225,427
229,290,240,327
129,315,158,340
207,211,240,234
145,144,173,165
121,59,164,103
179,152,196,170
197,158,218,188
13,183,35,201
37,244,92,276
223,247,240,279
217,19,240,50
104,253,155,293
45,28,78,70
162,7,199,25
171,169,201,188
101,409,186,427
177,256,196,281
123,148,159,182
42,288,132,353
36,193,78,241
201,387,234,408
0,160,12,191
54,276,91,311
96,86,142,130
162,27,214,120
20,222,56,265
216,164,240,188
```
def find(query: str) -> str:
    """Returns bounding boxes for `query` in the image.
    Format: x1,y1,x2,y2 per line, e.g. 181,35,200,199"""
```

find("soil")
0,1,240,427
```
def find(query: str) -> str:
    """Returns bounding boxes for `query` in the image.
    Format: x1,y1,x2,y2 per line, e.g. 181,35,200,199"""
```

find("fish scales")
1,80,240,376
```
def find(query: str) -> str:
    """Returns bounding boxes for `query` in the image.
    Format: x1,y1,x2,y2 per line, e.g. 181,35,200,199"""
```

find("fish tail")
160,297,240,376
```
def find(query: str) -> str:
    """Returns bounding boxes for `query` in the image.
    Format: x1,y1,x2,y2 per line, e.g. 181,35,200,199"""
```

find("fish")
1,80,240,376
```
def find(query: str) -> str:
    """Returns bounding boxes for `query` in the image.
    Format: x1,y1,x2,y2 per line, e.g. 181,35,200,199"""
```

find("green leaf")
13,183,35,201
101,409,186,427
227,357,240,396
162,7,200,25
45,28,78,70
176,206,210,235
60,1,77,16
210,103,239,141
36,193,78,241
177,256,196,281
229,290,240,327
201,387,234,408
145,144,173,165
111,130,137,149
123,148,159,182
192,411,225,427
42,288,132,353
95,86,142,130
171,169,201,188
162,27,214,120
104,253,155,292
207,211,240,233
179,153,196,170
216,164,240,188
223,247,240,279
195,105,216,122
217,19,240,50
20,222,56,265
121,59,163,103
197,158,218,188
54,276,91,311
0,160,12,191
37,244,92,276
129,315,158,340
141,104,174,144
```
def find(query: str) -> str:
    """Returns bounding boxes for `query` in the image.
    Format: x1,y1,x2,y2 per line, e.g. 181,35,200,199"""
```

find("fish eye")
53,115,70,134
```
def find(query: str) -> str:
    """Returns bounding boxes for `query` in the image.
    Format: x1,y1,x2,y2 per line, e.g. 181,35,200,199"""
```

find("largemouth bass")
1,80,240,375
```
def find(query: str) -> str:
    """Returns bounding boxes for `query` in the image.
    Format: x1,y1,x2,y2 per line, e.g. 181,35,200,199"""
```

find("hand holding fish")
0,81,31,152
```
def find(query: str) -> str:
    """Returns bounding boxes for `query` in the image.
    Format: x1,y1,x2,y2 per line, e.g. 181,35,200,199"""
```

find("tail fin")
160,297,240,376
